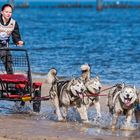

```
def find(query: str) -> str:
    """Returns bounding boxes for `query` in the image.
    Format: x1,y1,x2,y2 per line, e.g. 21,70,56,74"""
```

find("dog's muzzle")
95,87,101,94
124,97,132,107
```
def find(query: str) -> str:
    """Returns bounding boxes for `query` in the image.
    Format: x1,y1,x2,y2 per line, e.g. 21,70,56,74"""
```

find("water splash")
12,101,33,114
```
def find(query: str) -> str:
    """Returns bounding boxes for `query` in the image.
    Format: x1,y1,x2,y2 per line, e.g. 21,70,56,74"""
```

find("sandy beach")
0,76,139,140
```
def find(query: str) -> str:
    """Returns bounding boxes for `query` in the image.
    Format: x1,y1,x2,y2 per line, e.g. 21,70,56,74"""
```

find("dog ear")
96,75,100,81
121,83,125,90
130,85,138,104
67,78,75,91
133,85,136,93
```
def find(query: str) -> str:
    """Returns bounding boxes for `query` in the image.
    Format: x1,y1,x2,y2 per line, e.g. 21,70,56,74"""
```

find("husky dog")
107,83,138,129
47,68,87,122
80,64,102,120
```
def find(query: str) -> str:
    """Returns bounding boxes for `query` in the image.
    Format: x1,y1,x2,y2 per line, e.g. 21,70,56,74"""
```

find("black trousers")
0,43,13,74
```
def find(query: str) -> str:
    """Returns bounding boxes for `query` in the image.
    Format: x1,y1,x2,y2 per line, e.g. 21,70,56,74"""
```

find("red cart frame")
0,48,43,112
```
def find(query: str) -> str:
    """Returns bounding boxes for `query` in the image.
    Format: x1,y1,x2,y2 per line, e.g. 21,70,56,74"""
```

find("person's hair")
1,4,13,11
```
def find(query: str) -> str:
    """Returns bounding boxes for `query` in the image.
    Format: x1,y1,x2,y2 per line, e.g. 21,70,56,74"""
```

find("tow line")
86,85,117,97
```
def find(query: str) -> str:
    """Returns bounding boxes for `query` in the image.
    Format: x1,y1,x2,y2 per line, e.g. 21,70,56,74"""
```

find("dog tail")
81,64,90,71
45,68,57,84
80,64,91,82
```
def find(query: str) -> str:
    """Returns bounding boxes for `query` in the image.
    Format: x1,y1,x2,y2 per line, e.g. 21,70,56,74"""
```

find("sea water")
1,3,140,86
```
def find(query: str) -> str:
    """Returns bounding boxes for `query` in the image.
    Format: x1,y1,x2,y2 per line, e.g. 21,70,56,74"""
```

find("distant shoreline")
1,1,140,9
15,4,140,9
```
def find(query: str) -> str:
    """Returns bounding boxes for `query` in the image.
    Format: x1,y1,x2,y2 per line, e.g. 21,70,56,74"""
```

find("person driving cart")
0,4,24,74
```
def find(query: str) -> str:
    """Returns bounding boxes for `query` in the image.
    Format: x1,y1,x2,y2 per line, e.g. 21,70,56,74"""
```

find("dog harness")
57,80,70,98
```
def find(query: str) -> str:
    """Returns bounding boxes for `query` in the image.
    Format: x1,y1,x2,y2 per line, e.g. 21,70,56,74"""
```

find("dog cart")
0,48,45,112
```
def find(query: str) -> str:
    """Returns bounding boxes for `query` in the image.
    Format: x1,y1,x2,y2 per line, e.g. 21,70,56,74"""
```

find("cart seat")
0,74,28,83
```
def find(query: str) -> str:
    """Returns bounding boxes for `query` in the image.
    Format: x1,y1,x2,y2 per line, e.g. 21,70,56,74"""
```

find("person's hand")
17,40,24,47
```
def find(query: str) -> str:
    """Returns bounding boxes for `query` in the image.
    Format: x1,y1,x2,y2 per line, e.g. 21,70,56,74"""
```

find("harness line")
86,85,117,97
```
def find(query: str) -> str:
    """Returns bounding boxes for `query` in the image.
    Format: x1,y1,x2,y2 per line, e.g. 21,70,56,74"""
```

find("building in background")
0,0,139,10
8,0,29,8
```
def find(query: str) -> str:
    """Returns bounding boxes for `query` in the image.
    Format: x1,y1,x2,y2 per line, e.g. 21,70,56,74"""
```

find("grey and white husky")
80,64,102,120
47,68,88,122
107,83,139,130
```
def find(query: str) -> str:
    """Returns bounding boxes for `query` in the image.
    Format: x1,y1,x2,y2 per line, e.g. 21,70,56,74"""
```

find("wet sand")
0,76,139,140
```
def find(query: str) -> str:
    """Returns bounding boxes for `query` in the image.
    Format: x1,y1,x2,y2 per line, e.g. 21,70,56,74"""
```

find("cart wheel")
33,90,41,112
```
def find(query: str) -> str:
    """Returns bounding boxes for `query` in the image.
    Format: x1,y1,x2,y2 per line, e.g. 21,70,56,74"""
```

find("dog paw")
82,119,89,124
111,125,116,131
83,121,93,127
58,119,66,122
57,118,66,122
120,123,137,130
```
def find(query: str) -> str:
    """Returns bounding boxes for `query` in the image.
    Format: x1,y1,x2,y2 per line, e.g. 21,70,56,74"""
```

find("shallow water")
0,100,139,139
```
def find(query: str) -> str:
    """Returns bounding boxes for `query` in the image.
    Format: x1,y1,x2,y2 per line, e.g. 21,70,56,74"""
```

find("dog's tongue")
124,99,131,106
79,93,83,99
